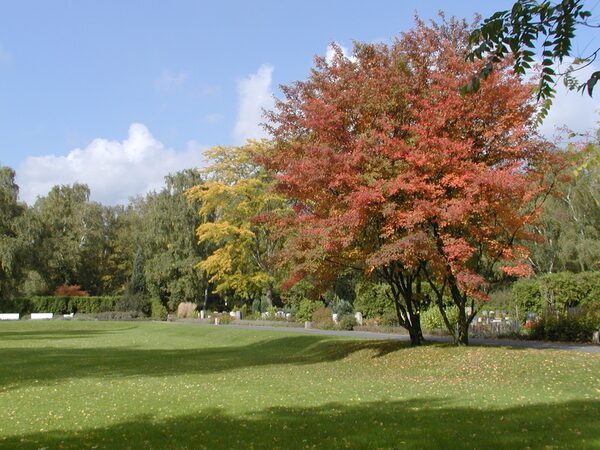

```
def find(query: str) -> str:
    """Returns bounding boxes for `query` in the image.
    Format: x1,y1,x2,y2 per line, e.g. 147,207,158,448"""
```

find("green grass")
0,321,598,449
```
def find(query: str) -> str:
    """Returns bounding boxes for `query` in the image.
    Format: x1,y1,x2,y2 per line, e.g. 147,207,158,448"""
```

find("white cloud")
538,60,600,139
154,70,189,91
17,123,205,205
233,64,275,144
325,42,356,65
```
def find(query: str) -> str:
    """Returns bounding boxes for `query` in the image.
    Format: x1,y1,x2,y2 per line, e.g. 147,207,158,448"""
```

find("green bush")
512,272,600,323
0,296,120,315
329,295,353,316
213,312,233,324
354,282,395,320
74,311,146,321
530,313,599,342
337,314,357,330
296,299,323,322
116,293,150,315
421,305,459,330
0,297,29,314
266,305,278,318
280,279,315,308
312,306,335,329
150,298,168,321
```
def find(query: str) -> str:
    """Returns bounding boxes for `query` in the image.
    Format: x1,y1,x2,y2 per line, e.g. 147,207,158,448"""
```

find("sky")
0,0,599,205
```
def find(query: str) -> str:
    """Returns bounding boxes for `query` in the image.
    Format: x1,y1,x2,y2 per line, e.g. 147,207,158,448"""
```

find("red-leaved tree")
265,17,560,345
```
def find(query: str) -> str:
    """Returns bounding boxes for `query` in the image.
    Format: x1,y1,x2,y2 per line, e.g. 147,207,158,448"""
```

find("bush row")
1,296,120,315
529,307,600,342
512,272,600,320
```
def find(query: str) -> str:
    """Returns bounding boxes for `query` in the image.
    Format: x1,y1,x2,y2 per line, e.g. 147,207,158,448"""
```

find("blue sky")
0,1,598,204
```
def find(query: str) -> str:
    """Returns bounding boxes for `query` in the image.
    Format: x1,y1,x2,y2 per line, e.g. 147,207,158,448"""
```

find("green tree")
528,140,600,273
135,169,210,310
129,247,146,295
0,167,30,301
30,183,113,294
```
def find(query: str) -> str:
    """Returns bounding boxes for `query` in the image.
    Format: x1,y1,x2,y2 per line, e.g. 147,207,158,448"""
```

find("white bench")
31,313,53,320
0,313,19,320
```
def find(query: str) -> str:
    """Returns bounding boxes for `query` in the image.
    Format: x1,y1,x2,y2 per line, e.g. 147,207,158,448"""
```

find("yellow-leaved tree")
186,141,289,306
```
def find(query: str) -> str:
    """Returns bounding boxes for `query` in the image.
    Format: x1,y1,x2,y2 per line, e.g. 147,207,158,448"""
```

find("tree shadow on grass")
2,398,598,449
0,326,136,340
0,336,408,390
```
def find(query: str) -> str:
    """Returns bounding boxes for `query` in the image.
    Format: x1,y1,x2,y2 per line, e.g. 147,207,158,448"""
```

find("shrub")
74,311,146,321
312,306,335,329
529,314,598,342
213,312,233,324
236,304,248,319
296,299,323,322
116,293,150,316
177,302,197,319
329,295,353,316
54,285,89,297
421,305,459,330
337,314,357,330
353,282,395,320
260,296,272,312
265,305,278,318
251,299,261,314
379,310,400,327
280,278,315,308
72,296,119,313
512,272,600,323
0,296,124,315
150,298,168,321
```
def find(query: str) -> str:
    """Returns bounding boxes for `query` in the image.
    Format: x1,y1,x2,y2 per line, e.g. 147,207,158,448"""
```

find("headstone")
285,313,292,321
31,313,53,320
304,321,312,329
200,310,205,319
593,330,600,345
230,310,241,320
332,313,339,323
214,317,220,325
0,313,19,320
63,313,74,319
276,310,285,319
354,312,363,326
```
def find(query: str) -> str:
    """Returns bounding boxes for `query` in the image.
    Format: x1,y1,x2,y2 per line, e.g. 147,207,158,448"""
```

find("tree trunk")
408,327,423,345
455,318,469,345
454,303,469,345
408,314,425,345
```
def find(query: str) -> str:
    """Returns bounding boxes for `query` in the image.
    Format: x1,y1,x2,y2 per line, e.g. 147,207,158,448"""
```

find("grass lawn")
0,321,598,449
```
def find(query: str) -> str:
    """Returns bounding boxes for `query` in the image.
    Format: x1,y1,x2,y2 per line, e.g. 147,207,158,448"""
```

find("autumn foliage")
54,284,89,297
264,18,560,344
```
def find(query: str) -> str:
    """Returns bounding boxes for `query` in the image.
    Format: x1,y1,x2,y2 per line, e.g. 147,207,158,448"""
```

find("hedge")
512,271,600,321
0,296,120,315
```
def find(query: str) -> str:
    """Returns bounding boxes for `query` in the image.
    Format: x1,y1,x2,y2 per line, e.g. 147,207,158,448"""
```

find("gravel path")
169,321,600,354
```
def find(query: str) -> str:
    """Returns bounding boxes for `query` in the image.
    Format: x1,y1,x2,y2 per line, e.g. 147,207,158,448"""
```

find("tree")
467,0,597,116
32,183,106,293
527,139,600,273
129,247,146,295
186,141,289,307
265,17,557,345
0,167,30,301
134,169,210,310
